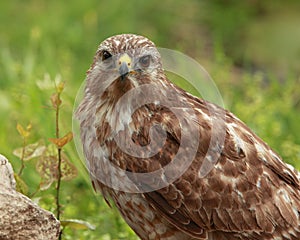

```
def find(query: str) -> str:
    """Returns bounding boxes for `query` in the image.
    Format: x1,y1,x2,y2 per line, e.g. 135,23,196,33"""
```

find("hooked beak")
118,53,132,80
119,62,129,80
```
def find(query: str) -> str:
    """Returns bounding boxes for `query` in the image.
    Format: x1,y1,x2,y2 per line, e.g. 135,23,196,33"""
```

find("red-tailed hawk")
76,34,300,240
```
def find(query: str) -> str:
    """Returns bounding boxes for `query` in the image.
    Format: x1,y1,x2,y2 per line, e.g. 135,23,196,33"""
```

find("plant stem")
57,147,62,240
55,92,63,240
56,148,62,219
18,137,26,176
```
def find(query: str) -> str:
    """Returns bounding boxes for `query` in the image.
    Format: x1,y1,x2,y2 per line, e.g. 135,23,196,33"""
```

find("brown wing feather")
126,91,300,239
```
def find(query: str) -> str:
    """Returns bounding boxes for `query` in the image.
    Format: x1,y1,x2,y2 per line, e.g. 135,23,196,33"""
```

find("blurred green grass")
1,0,300,239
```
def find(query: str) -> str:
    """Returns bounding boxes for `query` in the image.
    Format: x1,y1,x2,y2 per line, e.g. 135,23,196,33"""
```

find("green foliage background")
1,0,300,239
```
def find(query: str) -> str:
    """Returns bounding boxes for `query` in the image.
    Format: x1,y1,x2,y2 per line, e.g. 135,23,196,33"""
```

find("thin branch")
18,137,26,176
54,91,63,240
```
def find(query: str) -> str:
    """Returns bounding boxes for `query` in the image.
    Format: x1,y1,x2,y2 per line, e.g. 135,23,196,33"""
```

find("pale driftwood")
0,154,60,240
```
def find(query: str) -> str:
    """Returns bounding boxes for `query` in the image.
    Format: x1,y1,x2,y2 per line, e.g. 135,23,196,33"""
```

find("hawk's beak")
118,53,133,80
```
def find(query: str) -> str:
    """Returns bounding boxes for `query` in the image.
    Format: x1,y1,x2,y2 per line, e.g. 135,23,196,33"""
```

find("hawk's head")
85,34,164,99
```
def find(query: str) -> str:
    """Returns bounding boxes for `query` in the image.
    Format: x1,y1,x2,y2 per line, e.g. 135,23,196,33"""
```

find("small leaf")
36,145,77,190
45,143,58,156
14,173,29,195
13,140,46,161
60,152,78,181
26,123,32,131
50,93,61,108
49,132,73,148
100,234,111,240
16,123,30,138
36,155,57,190
60,219,96,230
32,197,41,205
56,81,65,94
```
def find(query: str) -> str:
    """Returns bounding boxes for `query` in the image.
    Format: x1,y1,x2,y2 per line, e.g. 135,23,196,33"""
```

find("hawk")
76,34,300,240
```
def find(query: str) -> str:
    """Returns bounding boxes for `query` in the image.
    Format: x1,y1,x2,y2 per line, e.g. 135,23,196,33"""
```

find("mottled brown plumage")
76,34,300,239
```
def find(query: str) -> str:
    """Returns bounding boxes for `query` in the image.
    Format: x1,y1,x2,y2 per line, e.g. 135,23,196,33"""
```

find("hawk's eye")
101,50,112,61
139,55,151,68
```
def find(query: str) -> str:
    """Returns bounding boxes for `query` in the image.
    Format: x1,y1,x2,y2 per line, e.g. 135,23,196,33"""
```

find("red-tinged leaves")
50,93,62,108
36,145,77,190
49,132,73,148
16,123,31,138
13,140,46,161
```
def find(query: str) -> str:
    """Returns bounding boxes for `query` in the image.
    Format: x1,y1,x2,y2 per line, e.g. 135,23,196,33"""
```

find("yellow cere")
118,53,132,68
